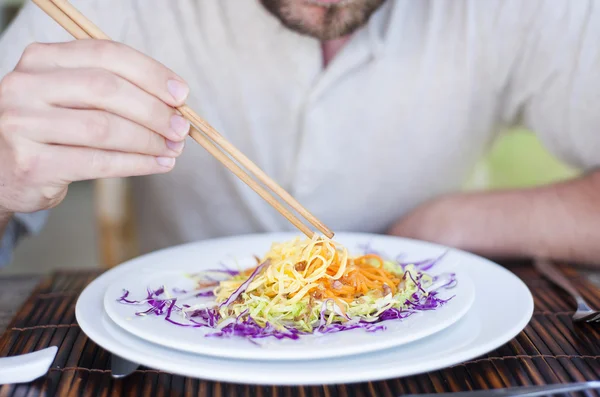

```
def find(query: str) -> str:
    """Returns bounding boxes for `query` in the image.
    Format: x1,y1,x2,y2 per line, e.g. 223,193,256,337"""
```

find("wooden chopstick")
31,0,88,39
33,0,334,239
176,106,334,239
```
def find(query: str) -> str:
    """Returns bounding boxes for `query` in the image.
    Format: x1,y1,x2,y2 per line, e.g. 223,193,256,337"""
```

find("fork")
534,258,600,323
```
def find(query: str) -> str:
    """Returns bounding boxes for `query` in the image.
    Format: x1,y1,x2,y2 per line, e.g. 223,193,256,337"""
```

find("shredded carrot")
240,244,401,302
299,253,402,300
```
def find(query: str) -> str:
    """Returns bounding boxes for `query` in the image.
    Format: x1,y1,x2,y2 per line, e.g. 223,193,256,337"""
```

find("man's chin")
260,0,385,41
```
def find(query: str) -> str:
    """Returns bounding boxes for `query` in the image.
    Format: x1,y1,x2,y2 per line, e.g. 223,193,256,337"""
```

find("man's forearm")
391,170,600,266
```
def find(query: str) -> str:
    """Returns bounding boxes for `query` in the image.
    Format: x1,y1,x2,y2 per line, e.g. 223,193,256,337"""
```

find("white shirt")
0,0,599,259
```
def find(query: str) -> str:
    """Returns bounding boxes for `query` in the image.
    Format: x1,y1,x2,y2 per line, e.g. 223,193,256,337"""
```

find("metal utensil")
110,354,139,378
401,381,600,397
534,258,600,323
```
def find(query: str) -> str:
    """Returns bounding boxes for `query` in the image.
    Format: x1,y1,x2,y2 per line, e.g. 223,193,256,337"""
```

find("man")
0,0,599,267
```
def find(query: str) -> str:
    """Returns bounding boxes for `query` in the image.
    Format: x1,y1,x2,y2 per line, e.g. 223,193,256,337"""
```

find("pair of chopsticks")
31,0,334,239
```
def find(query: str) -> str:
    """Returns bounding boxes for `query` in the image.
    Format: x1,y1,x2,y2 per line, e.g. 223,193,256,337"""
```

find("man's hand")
0,40,191,215
388,171,600,267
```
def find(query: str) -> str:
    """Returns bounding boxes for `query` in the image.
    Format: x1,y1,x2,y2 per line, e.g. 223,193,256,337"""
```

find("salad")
118,235,456,341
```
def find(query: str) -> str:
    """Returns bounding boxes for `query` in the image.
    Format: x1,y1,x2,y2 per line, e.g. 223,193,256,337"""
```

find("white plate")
102,233,475,360
76,232,534,385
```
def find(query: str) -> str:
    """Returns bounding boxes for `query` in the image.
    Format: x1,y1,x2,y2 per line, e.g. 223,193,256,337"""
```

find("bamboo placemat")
0,263,599,397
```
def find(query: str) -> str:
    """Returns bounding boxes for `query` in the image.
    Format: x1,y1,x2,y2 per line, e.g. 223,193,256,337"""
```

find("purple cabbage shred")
219,259,270,308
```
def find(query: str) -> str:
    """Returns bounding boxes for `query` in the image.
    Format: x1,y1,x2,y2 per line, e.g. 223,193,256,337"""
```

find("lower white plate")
75,233,534,385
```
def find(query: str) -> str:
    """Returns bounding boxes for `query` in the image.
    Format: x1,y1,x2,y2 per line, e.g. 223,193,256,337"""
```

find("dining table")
0,260,599,396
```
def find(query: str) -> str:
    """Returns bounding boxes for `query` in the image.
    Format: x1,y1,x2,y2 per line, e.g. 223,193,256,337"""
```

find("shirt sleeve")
0,211,48,267
501,0,600,171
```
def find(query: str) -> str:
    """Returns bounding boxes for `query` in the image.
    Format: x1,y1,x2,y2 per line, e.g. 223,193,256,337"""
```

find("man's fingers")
4,69,190,142
12,107,184,157
15,40,190,107
38,144,176,182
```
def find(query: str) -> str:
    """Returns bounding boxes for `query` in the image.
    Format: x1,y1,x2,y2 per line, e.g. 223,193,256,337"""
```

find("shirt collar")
367,0,396,60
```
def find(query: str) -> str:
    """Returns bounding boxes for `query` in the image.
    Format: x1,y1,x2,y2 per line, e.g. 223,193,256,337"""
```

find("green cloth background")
465,128,579,190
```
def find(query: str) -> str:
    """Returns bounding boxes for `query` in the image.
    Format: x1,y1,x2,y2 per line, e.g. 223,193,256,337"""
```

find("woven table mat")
0,264,599,397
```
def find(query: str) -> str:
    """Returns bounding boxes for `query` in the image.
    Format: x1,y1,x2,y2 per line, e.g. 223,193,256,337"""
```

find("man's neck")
321,35,352,67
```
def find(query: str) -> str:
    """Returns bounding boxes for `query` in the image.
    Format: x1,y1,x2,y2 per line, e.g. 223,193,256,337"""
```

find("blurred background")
0,0,579,275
